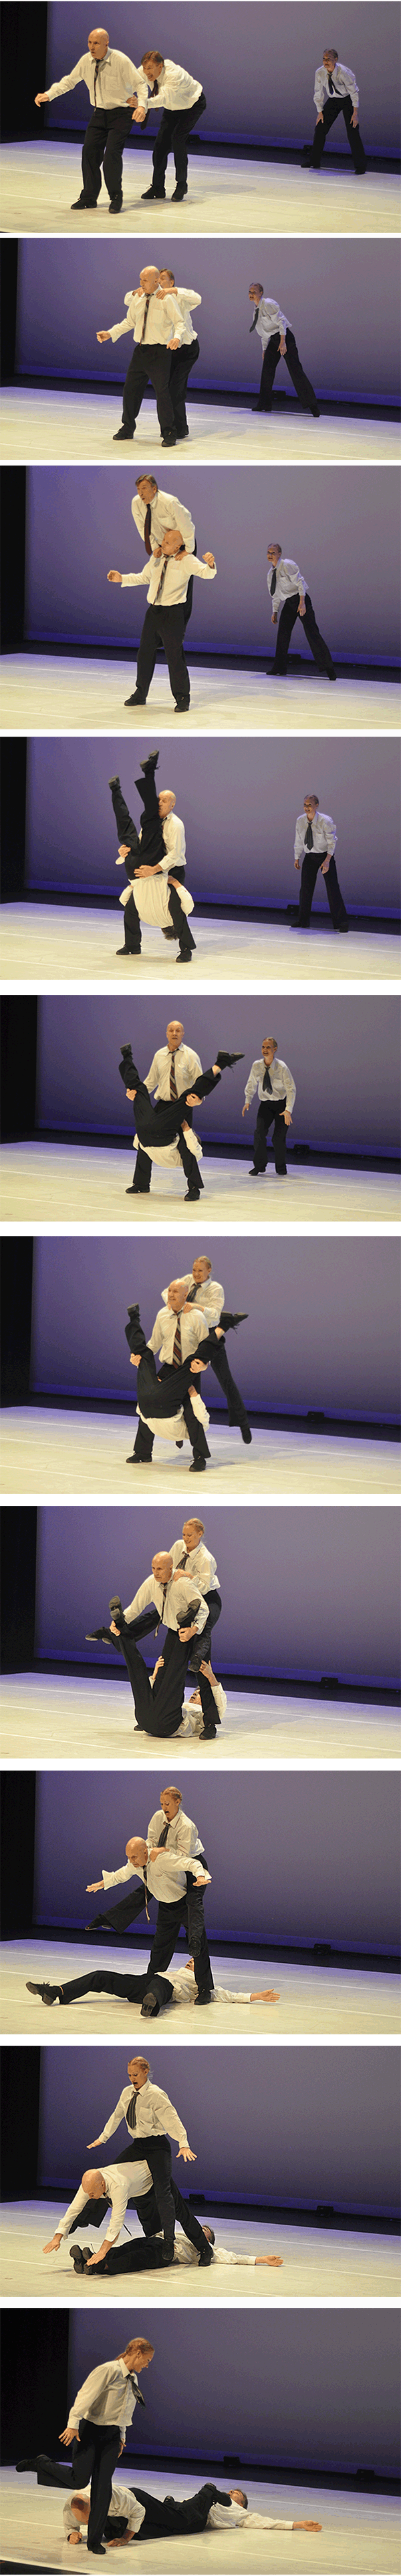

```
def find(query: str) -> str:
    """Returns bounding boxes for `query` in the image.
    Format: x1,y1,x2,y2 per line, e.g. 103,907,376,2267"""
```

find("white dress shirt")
148,1304,208,1364
147,1803,205,1859
63,2486,144,2539
178,1679,227,1734
170,1536,220,1594
160,811,186,869
174,2237,259,2268
267,558,306,606
314,60,359,112
162,1272,224,1326
69,2356,140,2435
144,59,203,112
122,870,193,934
123,1567,207,1635
102,1847,210,1902
132,489,195,555
96,2074,189,2153
108,289,184,347
253,296,288,348
57,2159,152,2246
152,1966,250,2007
47,50,147,108
207,2501,293,2529
147,1044,201,1099
121,556,216,609
245,1057,296,1111
173,288,202,347
294,809,337,862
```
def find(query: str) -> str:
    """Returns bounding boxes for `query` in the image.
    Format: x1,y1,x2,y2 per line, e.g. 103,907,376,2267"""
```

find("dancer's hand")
35,90,49,103
271,612,277,624
118,844,131,859
241,1101,249,1115
256,2253,283,2265
126,1089,136,1100
152,1656,164,1678
43,2232,62,2251
132,102,146,120
86,2244,108,2267
108,570,122,582
294,858,300,870
178,1622,198,1643
279,335,287,355
317,110,324,123
184,1092,200,1107
250,1988,280,2002
177,2144,196,2162
189,1356,207,1372
320,856,329,874
283,1109,292,1126
59,2426,76,2446
130,1352,142,1366
293,2524,322,2533
97,331,111,342
86,1879,104,1892
299,596,306,616
87,2137,102,2149
110,1620,120,1635
351,108,358,127
168,337,180,350
203,552,216,568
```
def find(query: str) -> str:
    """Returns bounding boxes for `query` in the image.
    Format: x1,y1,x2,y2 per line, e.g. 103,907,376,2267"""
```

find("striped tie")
172,1315,182,1366
169,1053,178,1098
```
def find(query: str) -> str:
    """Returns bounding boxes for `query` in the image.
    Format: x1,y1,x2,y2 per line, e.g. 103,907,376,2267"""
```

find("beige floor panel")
2,656,398,735
1,902,398,987
1,2473,400,2575
1,2202,398,2305
4,1941,400,2038
2,1673,399,1767
1,1407,399,1498
2,387,400,468
1,141,399,236
1,1142,400,1230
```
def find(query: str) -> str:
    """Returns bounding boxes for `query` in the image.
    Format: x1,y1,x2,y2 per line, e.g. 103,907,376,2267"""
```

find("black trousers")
152,91,207,190
111,1615,202,1734
49,1964,176,2008
82,106,133,202
73,2420,121,2551
104,2174,207,2266
257,327,318,414
133,1381,210,1467
122,343,175,436
203,1328,251,1435
170,337,200,433
189,1586,222,1672
252,1095,287,1173
147,1885,213,1992
136,602,190,706
111,779,192,956
297,850,349,928
273,588,336,677
130,2482,220,2537
311,94,366,170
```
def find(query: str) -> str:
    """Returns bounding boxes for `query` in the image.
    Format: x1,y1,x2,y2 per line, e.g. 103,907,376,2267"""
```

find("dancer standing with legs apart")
243,1037,296,1177
135,50,207,202
249,285,319,416
35,30,148,213
17,2339,154,2556
266,544,336,681
118,1043,243,1203
160,1259,252,1443
41,2052,208,2271
110,753,195,963
293,796,349,932
108,538,217,714
97,266,184,446
86,1824,214,2004
85,1547,215,1735
302,48,366,172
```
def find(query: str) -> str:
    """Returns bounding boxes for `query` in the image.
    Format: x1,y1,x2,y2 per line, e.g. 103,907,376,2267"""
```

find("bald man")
35,27,148,213
97,263,184,445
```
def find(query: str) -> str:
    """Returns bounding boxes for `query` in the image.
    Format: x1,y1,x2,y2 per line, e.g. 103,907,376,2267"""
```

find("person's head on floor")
202,2224,216,2247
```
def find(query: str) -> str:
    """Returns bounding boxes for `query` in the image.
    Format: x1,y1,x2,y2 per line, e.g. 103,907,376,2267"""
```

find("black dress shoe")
124,691,147,705
141,185,166,200
26,1980,60,2004
127,1302,140,1320
161,431,177,446
161,2240,176,2264
126,1453,147,1465
215,1049,245,1069
109,193,123,212
174,698,190,712
16,2459,39,2473
140,750,159,772
113,426,134,440
116,945,140,955
175,427,190,439
178,948,194,962
126,1182,148,1195
141,1988,160,2014
184,1188,201,1201
199,1721,217,1738
171,184,187,200
194,1985,213,2003
198,2237,214,2263
108,773,120,787
70,2243,88,2271
189,1458,207,1471
71,194,95,208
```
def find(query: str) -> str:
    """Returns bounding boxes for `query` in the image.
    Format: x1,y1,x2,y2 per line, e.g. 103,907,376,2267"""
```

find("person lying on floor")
27,1958,281,2014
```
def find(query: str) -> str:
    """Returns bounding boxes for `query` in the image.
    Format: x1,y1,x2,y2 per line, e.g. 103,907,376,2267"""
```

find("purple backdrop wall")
33,1769,401,1950
35,993,401,1153
68,2309,401,2470
16,238,401,403
23,466,401,664
37,2042,401,2211
24,735,401,914
29,1237,401,1420
33,1503,401,1685
45,3,401,153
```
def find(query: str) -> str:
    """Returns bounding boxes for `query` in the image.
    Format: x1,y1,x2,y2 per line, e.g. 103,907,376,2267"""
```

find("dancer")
132,471,197,634
27,1956,281,2015
249,285,319,415
134,1019,203,1193
119,1040,242,1201
80,2221,284,2277
161,1258,252,1444
168,1516,222,1674
18,2338,154,2556
293,795,349,931
243,1037,296,1177
110,749,194,964
126,1275,251,1468
303,49,366,172
180,1661,228,1735
16,2464,321,2542
158,267,202,439
267,544,336,681
108,530,216,712
87,1587,218,1737
41,2054,209,2270
88,1826,214,2004
136,49,207,202
97,264,184,445
88,1785,209,1936
35,29,148,213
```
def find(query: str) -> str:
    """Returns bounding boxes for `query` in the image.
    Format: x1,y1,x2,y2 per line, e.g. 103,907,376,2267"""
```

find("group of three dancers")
107,495,336,705
96,262,322,446
110,737,348,959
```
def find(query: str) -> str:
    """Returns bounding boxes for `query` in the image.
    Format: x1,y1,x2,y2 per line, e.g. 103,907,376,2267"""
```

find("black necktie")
129,2375,145,2408
249,308,259,333
94,59,100,98
169,1052,178,1098
140,295,151,345
270,568,277,595
263,1065,273,1093
186,1281,197,1302
305,822,313,850
155,1580,168,1637
127,2090,137,2130
172,1316,183,1366
144,504,152,558
150,78,159,95
142,1863,150,1921
158,1818,170,1848
328,73,336,93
